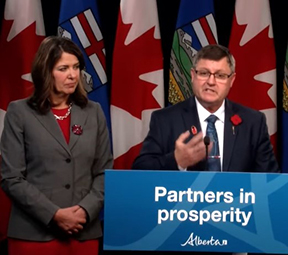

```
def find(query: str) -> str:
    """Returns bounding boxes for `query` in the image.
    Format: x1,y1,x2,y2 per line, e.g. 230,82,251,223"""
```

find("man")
132,44,278,173
132,44,279,255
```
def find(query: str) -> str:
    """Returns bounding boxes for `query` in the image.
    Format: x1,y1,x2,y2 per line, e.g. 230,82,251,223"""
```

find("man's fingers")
177,130,190,143
77,224,84,230
177,130,203,145
185,131,203,147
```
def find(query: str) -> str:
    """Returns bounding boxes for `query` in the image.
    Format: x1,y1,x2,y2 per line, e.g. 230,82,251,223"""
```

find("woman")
0,36,113,255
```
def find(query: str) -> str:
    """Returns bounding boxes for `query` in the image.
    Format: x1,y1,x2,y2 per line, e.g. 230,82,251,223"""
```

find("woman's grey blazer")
0,98,113,241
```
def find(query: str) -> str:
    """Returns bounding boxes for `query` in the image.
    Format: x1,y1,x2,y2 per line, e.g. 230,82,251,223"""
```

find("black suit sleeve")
132,111,178,170
253,112,279,173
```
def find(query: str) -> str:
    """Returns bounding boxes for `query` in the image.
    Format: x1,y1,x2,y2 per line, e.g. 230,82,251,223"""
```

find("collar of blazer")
31,103,88,155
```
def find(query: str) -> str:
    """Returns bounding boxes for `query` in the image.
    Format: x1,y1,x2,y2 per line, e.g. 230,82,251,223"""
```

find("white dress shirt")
195,98,225,171
196,100,248,255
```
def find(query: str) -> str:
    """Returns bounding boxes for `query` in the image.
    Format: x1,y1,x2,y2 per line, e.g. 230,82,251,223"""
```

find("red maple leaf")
0,20,45,111
228,15,276,111
111,13,163,119
113,143,142,169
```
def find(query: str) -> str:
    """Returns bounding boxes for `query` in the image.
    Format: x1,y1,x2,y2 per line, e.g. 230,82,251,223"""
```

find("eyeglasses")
194,69,233,81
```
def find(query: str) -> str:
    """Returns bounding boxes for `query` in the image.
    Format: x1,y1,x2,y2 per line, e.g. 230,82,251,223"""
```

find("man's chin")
201,95,218,103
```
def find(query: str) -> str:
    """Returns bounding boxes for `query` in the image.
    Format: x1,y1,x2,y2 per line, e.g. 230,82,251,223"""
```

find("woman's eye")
58,67,67,72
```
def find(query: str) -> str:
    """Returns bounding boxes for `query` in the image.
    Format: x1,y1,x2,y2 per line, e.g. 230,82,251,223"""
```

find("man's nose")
207,73,216,84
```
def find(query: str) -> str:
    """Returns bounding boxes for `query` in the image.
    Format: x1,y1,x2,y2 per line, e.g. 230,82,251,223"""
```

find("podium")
103,170,288,254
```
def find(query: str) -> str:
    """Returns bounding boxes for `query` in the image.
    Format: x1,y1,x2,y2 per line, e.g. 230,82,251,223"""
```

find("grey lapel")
223,99,237,171
69,104,88,150
31,109,71,156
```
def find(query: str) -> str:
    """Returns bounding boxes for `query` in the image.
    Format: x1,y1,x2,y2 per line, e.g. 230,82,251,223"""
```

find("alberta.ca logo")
181,232,228,247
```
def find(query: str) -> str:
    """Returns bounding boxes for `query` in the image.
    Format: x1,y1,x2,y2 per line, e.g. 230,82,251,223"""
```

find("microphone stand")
204,136,210,171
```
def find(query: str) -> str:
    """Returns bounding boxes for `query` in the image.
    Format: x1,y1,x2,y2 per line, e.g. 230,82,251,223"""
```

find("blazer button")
65,184,71,189
66,158,71,163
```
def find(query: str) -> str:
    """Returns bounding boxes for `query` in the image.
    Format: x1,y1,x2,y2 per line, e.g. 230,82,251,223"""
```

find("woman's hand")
53,205,87,235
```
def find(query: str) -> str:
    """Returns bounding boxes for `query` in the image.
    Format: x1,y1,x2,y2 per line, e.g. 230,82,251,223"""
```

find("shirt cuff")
178,165,187,171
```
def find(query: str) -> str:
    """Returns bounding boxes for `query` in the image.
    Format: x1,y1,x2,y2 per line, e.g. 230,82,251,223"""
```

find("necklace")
53,103,72,120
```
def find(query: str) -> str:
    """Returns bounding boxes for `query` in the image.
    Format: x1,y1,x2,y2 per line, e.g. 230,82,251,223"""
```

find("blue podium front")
103,170,288,254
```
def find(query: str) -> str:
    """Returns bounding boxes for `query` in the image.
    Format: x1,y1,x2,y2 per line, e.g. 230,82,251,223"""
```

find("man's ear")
190,68,195,83
230,72,236,88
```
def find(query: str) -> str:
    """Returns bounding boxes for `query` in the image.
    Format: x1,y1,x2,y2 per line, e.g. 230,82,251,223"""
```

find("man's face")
191,57,236,112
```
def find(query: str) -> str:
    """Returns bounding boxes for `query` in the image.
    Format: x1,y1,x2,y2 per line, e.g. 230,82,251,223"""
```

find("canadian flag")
228,0,277,149
111,0,164,169
0,0,45,241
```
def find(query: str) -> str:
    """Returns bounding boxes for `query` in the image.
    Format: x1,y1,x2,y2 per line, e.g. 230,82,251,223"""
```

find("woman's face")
51,52,80,100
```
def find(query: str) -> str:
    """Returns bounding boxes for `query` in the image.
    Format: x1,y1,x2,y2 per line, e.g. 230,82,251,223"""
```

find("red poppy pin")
72,124,83,135
230,114,242,135
191,126,197,135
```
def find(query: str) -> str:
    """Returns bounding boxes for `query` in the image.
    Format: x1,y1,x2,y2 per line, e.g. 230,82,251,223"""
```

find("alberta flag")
282,45,288,172
58,0,110,130
169,0,217,104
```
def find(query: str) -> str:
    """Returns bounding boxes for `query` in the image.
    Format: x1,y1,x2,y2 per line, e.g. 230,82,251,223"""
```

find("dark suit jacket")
0,99,113,241
133,97,279,173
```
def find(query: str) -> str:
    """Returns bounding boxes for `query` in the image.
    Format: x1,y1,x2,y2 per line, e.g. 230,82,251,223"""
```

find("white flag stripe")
84,9,103,42
5,0,45,41
111,0,164,168
111,105,143,158
192,20,209,46
71,16,91,48
21,73,33,83
139,69,164,108
0,109,6,152
235,0,273,46
206,13,218,43
89,54,107,84
260,108,277,136
111,105,156,158
121,0,161,45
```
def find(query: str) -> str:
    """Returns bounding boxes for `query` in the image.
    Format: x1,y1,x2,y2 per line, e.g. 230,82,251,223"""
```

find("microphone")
204,136,210,170
204,136,210,146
